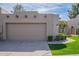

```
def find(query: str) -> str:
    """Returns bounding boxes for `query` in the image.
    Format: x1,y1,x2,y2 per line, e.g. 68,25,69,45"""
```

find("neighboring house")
0,8,59,41
68,14,79,35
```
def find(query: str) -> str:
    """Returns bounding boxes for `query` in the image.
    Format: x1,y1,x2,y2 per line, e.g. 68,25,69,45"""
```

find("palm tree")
13,4,25,13
68,3,79,19
59,21,68,33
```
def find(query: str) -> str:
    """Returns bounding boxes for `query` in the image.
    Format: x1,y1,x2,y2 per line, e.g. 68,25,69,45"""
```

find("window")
71,26,74,28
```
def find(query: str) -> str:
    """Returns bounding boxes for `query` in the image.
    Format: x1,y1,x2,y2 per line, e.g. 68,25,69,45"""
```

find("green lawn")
48,36,79,55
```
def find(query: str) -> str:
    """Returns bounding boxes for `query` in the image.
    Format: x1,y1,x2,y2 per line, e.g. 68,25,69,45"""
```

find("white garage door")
6,23,46,41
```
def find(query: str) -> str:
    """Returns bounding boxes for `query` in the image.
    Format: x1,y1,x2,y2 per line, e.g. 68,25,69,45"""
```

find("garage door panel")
7,23,46,41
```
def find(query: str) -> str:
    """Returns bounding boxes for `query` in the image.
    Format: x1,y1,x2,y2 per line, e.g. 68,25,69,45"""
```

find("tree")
68,3,79,19
59,21,68,33
14,4,25,13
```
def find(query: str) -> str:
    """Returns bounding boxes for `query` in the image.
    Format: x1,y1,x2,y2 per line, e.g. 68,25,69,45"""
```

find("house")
68,14,79,35
0,8,59,41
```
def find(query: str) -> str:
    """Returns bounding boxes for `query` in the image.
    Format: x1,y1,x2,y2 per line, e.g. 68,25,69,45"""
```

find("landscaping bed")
48,33,67,42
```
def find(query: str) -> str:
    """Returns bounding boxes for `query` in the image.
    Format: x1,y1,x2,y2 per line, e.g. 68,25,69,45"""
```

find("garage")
6,23,46,41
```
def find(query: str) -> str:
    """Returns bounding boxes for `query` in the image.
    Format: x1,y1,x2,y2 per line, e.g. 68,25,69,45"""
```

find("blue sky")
0,3,72,20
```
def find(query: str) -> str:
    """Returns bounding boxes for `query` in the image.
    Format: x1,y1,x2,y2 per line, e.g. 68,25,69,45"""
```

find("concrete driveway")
0,40,51,56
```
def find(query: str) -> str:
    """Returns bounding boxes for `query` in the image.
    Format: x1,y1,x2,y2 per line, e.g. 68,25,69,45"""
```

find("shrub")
55,33,67,41
48,35,53,42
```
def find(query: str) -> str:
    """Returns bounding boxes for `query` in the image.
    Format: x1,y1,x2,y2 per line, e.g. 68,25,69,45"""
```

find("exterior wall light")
15,15,19,18
6,15,10,18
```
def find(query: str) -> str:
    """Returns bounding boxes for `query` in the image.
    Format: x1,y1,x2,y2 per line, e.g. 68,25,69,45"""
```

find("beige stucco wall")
0,11,59,40
68,15,79,29
68,14,79,34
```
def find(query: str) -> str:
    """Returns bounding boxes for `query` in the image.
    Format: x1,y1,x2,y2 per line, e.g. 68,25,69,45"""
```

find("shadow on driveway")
49,44,67,50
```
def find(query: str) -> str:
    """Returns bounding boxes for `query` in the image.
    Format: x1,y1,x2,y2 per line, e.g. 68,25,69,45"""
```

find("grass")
48,35,79,55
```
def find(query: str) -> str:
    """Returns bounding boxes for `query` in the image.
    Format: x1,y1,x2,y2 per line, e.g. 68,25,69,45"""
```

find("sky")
0,3,72,21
